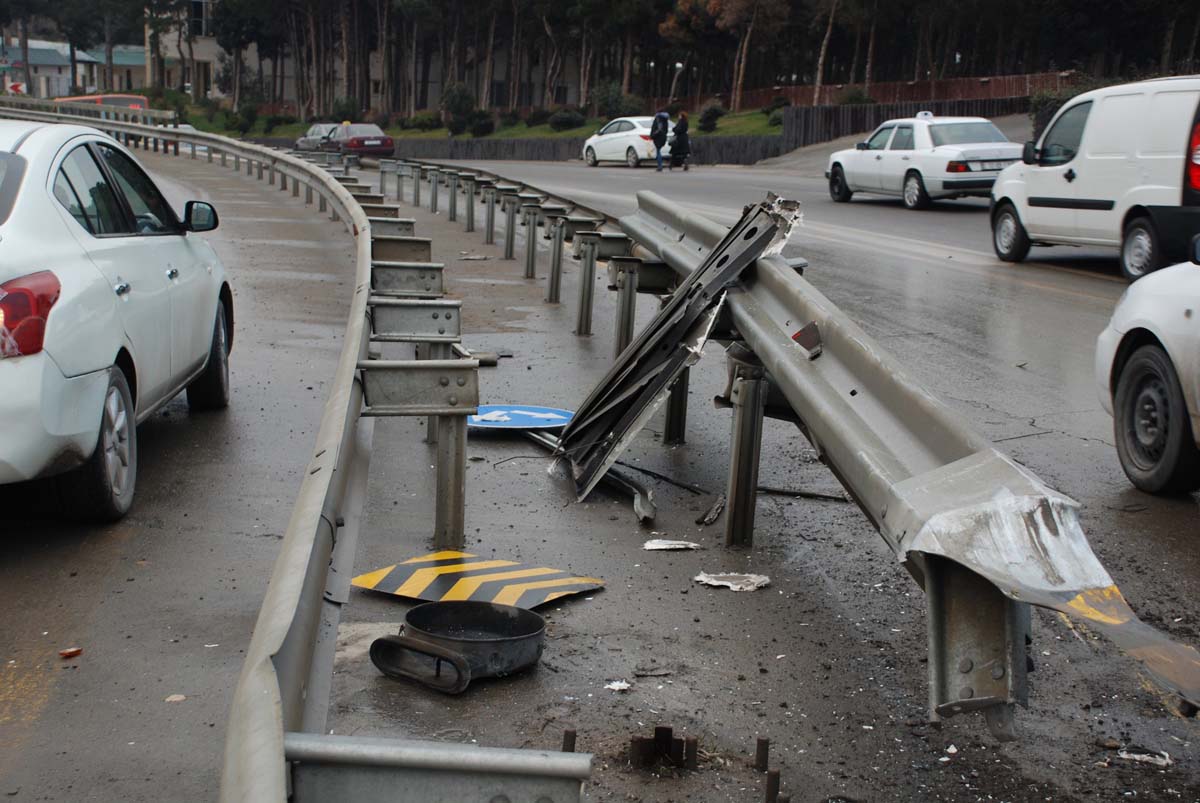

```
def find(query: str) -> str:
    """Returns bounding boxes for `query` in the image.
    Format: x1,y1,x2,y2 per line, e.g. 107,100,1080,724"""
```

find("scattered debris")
1116,746,1173,768
165,694,187,703
643,539,701,551
945,744,958,755
57,647,82,659
605,680,632,692
614,461,709,495
629,726,698,770
757,485,849,503
458,254,490,261
695,495,726,526
633,666,673,678
693,572,770,592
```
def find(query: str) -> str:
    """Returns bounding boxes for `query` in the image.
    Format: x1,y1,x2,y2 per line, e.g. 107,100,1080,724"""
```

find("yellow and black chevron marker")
351,551,604,609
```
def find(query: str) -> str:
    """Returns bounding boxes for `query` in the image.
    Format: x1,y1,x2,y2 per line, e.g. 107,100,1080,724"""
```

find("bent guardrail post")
618,189,1200,738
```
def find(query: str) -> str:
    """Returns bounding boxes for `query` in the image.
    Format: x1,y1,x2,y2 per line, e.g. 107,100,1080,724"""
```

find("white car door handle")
166,267,179,280
114,281,131,296
875,155,882,160
901,156,910,161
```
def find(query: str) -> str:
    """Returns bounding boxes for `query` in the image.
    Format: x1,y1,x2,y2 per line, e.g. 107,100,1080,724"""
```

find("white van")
990,76,1200,280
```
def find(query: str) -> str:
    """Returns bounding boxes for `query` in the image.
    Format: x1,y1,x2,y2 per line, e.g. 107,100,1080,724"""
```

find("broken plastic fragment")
604,680,631,691
165,694,187,703
693,572,770,591
58,647,82,659
643,539,700,551
1116,747,1173,768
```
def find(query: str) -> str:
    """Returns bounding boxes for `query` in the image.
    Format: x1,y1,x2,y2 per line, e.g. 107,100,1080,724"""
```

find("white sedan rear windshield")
929,122,1007,146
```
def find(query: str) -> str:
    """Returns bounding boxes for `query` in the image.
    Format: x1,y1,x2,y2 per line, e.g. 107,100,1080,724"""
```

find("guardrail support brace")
484,187,497,244
613,259,639,358
546,217,566,303
575,238,597,336
724,372,767,547
664,368,689,445
448,173,459,222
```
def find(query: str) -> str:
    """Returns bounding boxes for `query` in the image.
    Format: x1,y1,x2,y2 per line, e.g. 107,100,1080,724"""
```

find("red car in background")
321,123,395,157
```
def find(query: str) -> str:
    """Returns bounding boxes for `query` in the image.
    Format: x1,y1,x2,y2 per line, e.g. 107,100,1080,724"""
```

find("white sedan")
0,121,233,520
582,117,669,168
826,113,1021,209
1095,239,1200,494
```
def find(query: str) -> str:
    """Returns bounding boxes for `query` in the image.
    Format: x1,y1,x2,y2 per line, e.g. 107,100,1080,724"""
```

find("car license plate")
979,160,1006,170
365,139,381,145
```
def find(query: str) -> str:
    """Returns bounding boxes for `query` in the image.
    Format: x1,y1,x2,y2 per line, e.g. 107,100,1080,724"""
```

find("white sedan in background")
826,112,1021,209
0,121,233,520
583,117,670,168
1095,239,1200,494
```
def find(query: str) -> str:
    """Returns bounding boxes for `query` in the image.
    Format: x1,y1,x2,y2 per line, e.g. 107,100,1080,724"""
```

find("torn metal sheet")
557,195,801,502
693,572,770,591
521,430,656,522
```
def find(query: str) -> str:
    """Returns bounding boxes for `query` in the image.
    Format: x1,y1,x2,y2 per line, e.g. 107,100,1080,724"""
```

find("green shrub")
263,113,297,134
697,99,727,133
331,96,359,123
768,108,784,127
234,103,257,134
372,112,392,129
761,95,790,115
525,107,551,127
407,112,442,131
199,97,220,123
665,101,684,116
838,88,877,105
499,109,520,128
548,108,586,131
447,115,468,135
591,81,643,119
1029,77,1106,139
441,82,475,120
468,110,495,138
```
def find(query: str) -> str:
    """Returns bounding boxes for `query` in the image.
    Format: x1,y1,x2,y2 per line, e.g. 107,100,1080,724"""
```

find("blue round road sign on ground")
468,404,574,429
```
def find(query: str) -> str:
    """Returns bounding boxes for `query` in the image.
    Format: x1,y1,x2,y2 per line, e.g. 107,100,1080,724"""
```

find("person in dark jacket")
650,110,670,171
670,111,690,171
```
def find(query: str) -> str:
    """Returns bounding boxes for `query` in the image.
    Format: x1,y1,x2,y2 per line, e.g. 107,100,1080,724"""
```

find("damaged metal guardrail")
388,157,1200,741
0,107,590,802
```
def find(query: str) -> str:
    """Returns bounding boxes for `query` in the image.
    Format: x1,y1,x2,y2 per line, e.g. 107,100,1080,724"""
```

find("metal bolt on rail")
546,216,566,303
611,256,640,359
448,172,459,222
522,205,541,279
574,234,599,336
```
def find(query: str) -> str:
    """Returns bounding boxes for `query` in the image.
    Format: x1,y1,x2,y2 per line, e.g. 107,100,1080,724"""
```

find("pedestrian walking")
650,110,670,171
670,111,690,171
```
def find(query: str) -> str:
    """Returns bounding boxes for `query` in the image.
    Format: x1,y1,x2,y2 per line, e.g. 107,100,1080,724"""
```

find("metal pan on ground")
468,404,574,429
369,601,546,694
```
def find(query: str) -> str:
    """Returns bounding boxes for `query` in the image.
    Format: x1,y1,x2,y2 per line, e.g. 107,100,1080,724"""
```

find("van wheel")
626,148,640,169
60,369,137,522
829,166,853,202
1120,217,1163,281
992,203,1031,262
585,147,597,167
902,171,931,210
1113,345,1200,494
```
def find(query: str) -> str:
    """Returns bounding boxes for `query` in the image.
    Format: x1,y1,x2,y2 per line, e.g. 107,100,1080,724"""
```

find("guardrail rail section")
369,154,1200,744
0,102,591,803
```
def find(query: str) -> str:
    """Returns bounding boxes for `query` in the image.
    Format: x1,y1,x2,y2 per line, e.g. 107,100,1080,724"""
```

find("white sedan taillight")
0,271,61,359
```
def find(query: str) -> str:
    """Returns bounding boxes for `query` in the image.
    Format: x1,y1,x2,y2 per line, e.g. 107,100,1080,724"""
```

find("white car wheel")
902,173,930,210
626,148,640,169
585,147,597,167
59,369,138,522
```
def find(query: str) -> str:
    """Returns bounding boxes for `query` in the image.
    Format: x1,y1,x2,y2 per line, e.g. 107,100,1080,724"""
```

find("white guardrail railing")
0,106,590,802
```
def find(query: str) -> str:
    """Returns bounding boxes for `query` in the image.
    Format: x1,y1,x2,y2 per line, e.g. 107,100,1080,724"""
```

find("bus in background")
53,93,151,110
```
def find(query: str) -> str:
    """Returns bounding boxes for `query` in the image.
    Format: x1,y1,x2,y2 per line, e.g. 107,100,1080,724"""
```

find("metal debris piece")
696,495,727,525
693,572,770,591
1116,747,1173,768
757,485,849,503
558,195,800,501
643,539,701,551
522,430,657,522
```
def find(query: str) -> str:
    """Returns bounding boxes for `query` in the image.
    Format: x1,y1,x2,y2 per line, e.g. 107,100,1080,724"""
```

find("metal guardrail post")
664,368,689,445
292,177,300,198
724,372,767,547
413,167,422,207
435,412,468,549
269,162,276,185
464,176,475,233
546,216,565,303
429,169,439,214
447,172,458,222
502,193,518,259
190,142,196,159
522,204,539,279
305,184,314,205
396,165,406,202
612,257,639,358
484,187,497,244
574,236,598,336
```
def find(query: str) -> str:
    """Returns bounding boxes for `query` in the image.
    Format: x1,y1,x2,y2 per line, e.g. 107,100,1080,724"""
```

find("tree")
212,0,259,108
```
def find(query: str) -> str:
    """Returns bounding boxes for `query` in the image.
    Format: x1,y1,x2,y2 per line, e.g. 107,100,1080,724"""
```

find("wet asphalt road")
0,152,354,801
1,146,1198,803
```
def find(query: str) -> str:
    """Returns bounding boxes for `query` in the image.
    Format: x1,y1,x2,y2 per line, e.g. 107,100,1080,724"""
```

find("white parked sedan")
582,117,669,168
826,112,1022,209
0,121,233,520
1095,239,1200,494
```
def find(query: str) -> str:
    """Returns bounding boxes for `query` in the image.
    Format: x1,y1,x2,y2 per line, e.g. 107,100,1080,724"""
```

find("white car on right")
826,112,1021,209
1095,237,1200,494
